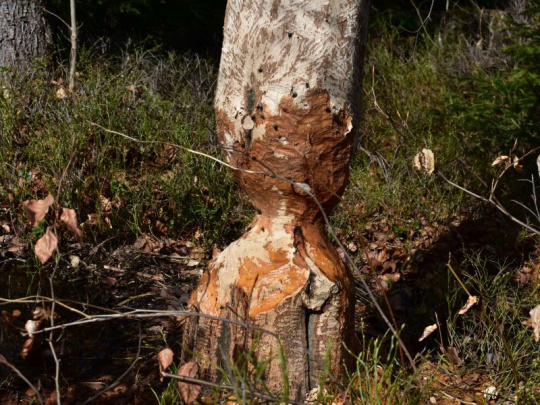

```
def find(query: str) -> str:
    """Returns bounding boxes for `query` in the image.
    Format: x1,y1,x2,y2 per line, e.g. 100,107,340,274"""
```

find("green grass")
0,48,251,247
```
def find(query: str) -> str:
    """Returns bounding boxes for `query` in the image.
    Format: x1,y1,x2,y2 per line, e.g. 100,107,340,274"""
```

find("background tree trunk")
183,0,370,399
0,0,51,70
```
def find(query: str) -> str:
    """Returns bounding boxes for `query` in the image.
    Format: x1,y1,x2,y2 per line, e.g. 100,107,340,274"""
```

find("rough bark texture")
0,0,51,70
183,0,369,399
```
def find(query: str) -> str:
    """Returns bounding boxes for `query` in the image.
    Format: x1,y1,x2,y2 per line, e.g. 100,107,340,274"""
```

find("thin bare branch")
89,122,268,176
437,171,540,236
80,323,142,405
0,354,44,404
161,372,308,405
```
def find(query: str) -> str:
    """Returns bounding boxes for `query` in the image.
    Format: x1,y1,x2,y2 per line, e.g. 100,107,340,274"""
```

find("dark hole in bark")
325,107,331,113
305,83,310,88
273,124,278,130
258,67,263,73
287,31,293,38
292,92,298,98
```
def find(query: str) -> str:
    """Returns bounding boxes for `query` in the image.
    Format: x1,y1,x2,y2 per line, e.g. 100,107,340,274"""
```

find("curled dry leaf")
413,148,435,175
177,362,201,404
157,348,174,381
20,338,34,359
33,306,52,321
418,324,438,342
458,295,478,315
56,87,67,99
22,194,54,227
1,309,21,324
526,305,540,341
25,320,41,338
492,155,509,166
34,227,58,264
70,255,81,267
60,207,83,243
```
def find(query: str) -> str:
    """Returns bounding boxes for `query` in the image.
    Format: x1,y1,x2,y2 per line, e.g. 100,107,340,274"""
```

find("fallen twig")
0,354,44,404
80,323,142,404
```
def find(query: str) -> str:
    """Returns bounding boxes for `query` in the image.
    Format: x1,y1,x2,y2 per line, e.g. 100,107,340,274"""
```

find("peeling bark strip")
0,0,51,70
183,0,369,398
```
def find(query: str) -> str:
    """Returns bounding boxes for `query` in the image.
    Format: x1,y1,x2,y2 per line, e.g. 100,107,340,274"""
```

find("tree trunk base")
182,214,356,398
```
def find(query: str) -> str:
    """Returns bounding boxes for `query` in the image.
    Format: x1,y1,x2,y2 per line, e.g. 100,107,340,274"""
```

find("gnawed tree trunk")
0,0,51,70
183,0,369,398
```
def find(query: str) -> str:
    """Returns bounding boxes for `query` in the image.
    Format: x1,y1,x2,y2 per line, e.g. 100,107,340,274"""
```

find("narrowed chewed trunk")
183,0,369,398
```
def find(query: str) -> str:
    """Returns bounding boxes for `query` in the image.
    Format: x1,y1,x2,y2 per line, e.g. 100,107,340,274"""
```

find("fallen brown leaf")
157,348,174,381
1,309,21,324
178,362,201,404
22,194,54,227
60,207,83,244
34,227,58,264
20,338,34,359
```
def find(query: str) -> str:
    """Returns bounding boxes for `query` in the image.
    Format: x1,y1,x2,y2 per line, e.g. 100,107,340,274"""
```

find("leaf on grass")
492,155,509,166
22,194,54,227
60,207,83,243
157,348,174,381
458,295,478,315
177,362,201,404
418,324,438,342
56,87,67,99
35,227,58,264
413,148,435,175
525,305,540,341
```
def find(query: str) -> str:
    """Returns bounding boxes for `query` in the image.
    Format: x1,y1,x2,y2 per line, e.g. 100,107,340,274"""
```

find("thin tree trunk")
68,0,77,91
0,0,51,71
183,0,370,399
